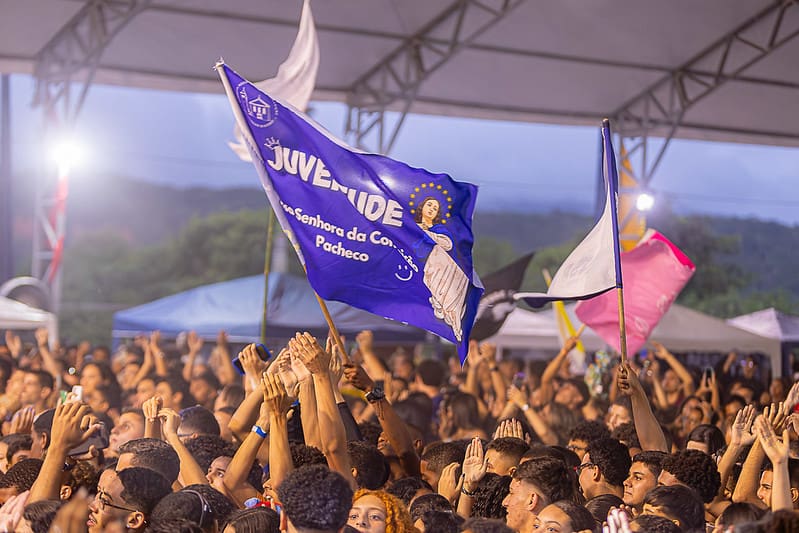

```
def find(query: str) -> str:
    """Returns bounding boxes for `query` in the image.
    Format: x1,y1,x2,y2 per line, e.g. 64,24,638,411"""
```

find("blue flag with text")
217,63,483,361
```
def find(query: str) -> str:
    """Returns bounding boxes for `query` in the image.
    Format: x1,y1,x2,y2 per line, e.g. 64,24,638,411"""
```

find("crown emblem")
264,137,281,151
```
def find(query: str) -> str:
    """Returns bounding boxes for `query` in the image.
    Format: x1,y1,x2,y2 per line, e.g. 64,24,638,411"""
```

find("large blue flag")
217,63,483,361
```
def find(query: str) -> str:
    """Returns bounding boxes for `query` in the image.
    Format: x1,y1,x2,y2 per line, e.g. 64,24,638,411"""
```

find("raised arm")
215,331,238,387
651,341,695,397
755,415,792,512
345,361,420,477
263,372,294,490
733,402,788,506
539,335,580,403
356,330,387,381
718,405,756,497
150,331,169,377
29,402,101,502
292,332,356,488
617,362,669,453
159,407,208,487
182,331,204,382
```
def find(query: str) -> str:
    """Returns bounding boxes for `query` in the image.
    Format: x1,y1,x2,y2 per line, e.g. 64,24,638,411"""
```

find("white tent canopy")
728,308,799,342
0,296,58,335
489,302,782,374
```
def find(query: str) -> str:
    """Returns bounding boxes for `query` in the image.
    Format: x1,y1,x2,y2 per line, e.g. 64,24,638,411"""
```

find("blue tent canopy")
112,272,426,344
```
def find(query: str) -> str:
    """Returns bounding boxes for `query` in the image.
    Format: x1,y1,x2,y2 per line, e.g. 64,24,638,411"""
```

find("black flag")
471,252,534,341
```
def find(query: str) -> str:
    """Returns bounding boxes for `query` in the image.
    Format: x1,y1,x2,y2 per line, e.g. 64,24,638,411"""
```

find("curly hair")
183,435,236,472
486,438,529,465
629,515,681,533
610,422,640,450
353,489,418,533
661,449,721,503
408,492,451,522
471,473,511,519
289,442,327,468
348,441,390,489
386,477,433,506
631,451,667,478
585,438,631,487
550,500,597,532
643,485,704,531
0,458,42,492
278,465,353,531
568,420,611,444
21,499,61,533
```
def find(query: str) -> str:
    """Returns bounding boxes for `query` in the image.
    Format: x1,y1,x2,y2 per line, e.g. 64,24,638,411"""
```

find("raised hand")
142,395,163,423
754,414,790,466
289,332,330,375
239,344,268,380
50,402,102,453
217,330,229,349
261,372,292,418
34,327,48,348
149,330,162,351
785,381,799,411
187,331,204,354
0,490,29,532
478,342,496,363
650,341,670,360
764,402,789,433
437,462,462,504
507,385,528,409
616,362,644,396
158,408,181,439
462,436,487,489
605,507,633,533
9,406,35,435
356,330,373,353
493,418,524,440
344,362,376,393
329,341,345,383
4,330,21,358
730,405,757,447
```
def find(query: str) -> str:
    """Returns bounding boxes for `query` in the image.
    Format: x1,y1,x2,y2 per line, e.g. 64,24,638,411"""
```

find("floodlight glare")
51,138,84,175
636,192,655,212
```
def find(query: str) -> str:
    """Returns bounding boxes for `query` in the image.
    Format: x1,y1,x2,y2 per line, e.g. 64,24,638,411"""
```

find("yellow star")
443,190,448,195
414,187,420,192
428,182,435,187
410,193,415,198
421,184,426,188
409,201,414,206
437,185,442,190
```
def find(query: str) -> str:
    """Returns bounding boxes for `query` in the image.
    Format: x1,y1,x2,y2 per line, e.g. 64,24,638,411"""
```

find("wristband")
521,404,530,412
252,425,268,438
461,485,477,497
489,366,499,372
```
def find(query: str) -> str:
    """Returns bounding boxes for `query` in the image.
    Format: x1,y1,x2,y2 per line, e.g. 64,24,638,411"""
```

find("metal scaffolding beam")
345,0,526,154
613,0,799,186
30,0,150,313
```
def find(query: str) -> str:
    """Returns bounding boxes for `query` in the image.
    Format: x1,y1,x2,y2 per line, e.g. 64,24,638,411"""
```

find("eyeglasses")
575,462,597,474
95,491,140,514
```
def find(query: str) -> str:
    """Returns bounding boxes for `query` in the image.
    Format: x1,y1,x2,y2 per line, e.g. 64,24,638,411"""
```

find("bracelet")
521,404,530,412
489,366,499,372
251,425,268,438
461,485,477,497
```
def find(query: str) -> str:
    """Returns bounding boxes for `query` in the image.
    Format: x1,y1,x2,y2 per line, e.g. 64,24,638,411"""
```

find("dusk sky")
8,73,799,225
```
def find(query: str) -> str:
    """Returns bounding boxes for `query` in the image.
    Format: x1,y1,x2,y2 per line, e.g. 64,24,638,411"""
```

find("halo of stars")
409,182,453,224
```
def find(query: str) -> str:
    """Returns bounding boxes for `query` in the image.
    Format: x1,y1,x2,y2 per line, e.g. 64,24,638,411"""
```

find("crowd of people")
0,325,796,533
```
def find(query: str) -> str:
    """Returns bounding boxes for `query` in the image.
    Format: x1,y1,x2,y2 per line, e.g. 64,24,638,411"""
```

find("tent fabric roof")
2,1,798,147
490,302,782,370
0,295,57,332
112,272,425,343
728,307,799,342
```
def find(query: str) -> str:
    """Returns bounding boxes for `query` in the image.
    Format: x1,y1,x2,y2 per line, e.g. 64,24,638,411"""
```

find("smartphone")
233,344,273,375
67,423,109,457
512,372,526,389
702,367,713,381
71,385,83,402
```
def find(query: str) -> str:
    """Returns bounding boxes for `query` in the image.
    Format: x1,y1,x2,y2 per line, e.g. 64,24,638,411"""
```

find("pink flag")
575,229,695,354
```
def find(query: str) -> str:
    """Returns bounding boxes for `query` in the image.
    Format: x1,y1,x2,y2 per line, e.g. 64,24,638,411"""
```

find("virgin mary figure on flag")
413,194,469,342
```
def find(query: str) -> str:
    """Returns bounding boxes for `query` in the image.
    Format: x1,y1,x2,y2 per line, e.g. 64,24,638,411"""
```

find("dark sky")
8,74,799,224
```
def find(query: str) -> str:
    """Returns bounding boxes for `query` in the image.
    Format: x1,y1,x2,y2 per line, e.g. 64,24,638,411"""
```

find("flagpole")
313,292,350,364
260,209,275,344
602,118,628,364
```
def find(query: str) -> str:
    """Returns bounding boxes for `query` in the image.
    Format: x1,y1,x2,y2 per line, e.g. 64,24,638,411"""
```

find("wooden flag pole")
617,287,629,364
313,292,350,364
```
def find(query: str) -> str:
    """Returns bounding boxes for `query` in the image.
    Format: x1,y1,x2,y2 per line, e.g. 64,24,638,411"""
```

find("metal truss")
345,0,526,154
31,0,150,313
33,0,151,122
613,0,799,187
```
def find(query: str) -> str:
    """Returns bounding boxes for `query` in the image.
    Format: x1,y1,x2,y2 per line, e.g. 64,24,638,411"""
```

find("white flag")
228,0,320,161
